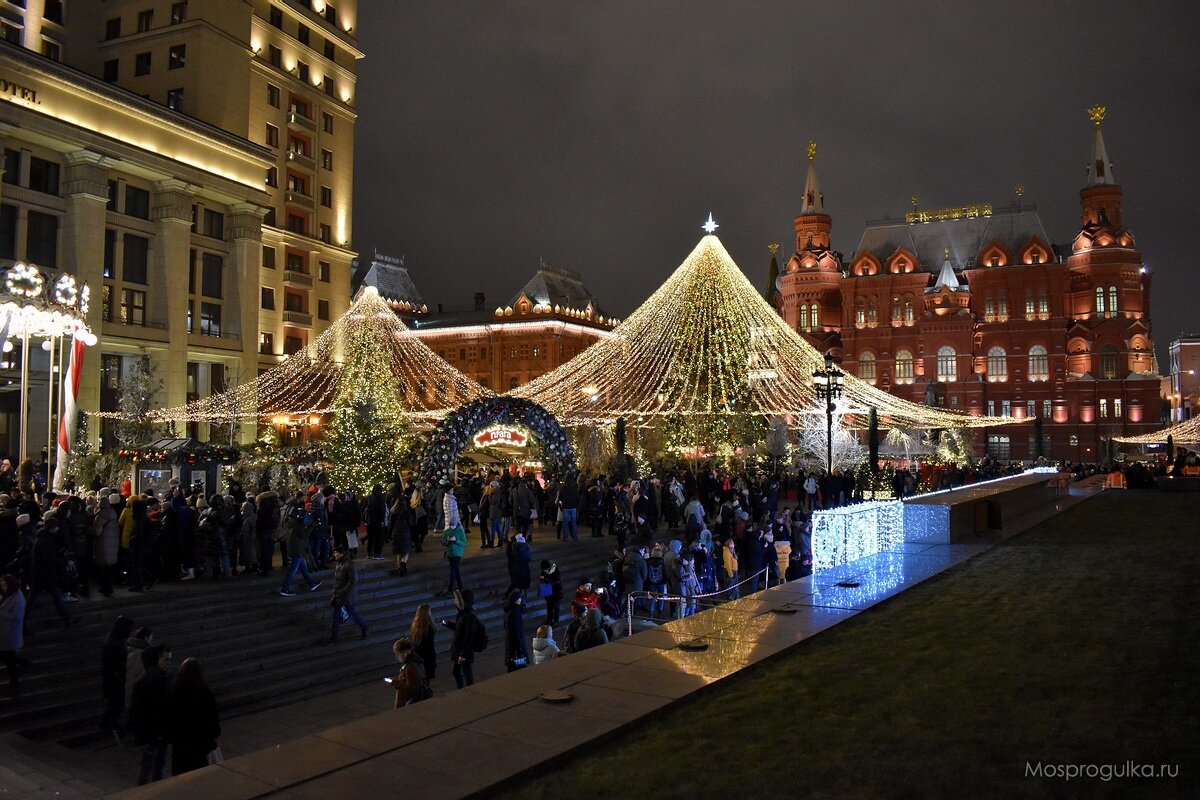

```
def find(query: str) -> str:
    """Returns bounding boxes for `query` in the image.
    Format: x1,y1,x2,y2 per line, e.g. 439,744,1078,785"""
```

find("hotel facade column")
152,180,195,414
62,150,111,450
227,204,265,444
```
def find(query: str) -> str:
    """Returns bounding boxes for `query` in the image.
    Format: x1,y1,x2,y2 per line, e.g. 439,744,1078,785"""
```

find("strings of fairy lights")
512,234,1020,430
1115,416,1200,446
94,288,491,423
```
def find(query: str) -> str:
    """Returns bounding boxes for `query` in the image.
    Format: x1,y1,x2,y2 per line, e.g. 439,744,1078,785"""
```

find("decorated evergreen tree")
323,317,410,492
114,351,164,449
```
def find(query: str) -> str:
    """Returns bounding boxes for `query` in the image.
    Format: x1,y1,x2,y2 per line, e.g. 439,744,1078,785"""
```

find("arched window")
895,349,914,384
892,296,901,324
1024,289,1035,318
810,303,819,329
1028,345,1049,382
859,352,876,385
936,346,957,383
855,299,866,327
987,346,1008,382
1107,286,1118,317
867,298,877,324
1100,345,1119,379
1095,286,1105,315
903,297,914,324
997,293,1008,319
984,291,995,318
798,304,809,330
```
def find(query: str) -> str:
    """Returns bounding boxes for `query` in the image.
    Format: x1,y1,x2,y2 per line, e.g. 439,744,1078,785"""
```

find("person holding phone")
389,638,429,707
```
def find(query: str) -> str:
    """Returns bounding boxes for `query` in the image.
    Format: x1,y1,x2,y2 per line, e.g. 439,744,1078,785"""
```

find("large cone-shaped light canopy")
512,234,1016,429
138,287,491,423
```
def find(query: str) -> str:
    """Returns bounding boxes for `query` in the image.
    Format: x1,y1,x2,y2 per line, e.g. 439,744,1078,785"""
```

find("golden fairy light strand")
1115,415,1200,446
511,234,1021,430
101,288,492,423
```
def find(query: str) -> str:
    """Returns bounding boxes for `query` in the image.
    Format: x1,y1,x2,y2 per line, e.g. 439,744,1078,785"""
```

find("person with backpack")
572,608,608,652
442,589,483,688
645,545,667,618
279,492,322,597
390,638,430,707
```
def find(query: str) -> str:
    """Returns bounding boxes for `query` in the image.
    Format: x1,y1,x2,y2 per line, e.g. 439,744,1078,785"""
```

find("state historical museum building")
776,111,1159,462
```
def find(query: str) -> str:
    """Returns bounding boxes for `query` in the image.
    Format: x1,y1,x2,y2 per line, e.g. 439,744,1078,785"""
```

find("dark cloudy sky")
352,2,1200,359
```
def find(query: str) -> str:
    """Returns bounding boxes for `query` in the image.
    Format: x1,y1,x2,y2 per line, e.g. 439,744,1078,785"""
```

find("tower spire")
801,140,825,213
1086,106,1114,186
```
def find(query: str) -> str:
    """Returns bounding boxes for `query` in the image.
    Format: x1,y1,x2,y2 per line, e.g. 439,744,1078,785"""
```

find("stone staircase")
0,525,623,751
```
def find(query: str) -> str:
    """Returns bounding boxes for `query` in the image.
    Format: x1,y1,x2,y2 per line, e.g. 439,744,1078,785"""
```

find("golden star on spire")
768,243,780,255
1088,106,1106,128
807,140,816,162
911,195,919,209
1015,184,1025,197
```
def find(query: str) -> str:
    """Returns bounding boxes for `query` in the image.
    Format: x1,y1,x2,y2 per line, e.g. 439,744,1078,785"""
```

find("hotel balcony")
286,150,315,171
287,110,316,133
283,269,313,288
286,190,314,210
283,310,313,326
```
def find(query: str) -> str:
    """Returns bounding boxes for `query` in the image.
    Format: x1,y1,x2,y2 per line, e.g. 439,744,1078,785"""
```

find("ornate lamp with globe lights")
812,353,845,474
0,261,95,467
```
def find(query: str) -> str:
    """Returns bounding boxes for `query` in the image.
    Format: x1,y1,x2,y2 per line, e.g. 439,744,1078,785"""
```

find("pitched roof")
352,252,425,309
508,266,605,315
854,207,1050,272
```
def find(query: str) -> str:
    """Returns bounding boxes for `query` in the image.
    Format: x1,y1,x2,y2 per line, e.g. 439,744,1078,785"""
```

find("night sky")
352,2,1200,360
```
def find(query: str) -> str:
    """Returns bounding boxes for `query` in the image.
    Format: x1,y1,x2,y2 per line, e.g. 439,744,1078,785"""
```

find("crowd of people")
0,447,1180,788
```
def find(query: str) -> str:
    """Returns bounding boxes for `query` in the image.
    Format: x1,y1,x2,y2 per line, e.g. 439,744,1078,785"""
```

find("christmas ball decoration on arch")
419,397,577,484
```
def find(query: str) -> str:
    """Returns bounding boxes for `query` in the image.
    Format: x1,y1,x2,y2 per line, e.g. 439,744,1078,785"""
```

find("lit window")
1025,289,1035,318
169,44,186,69
891,296,901,324
1028,345,1049,382
987,435,1010,460
854,299,865,327
986,346,1007,382
166,88,184,111
1095,286,1105,315
903,298,913,323
1001,400,1011,417
986,400,995,416
810,303,819,328
1098,399,1109,418
894,350,914,384
936,346,957,383
1108,286,1118,317
1026,400,1036,418
858,352,876,385
1100,346,1119,380
1042,399,1052,418
1114,398,1122,418
798,304,808,330
867,298,877,324
259,332,274,354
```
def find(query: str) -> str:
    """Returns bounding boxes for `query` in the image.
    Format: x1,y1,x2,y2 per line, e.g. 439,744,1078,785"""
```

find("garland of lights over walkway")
1115,416,1200,447
510,229,1020,431
115,287,491,424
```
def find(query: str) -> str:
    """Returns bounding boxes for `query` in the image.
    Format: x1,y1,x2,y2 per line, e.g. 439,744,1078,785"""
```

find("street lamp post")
812,353,845,474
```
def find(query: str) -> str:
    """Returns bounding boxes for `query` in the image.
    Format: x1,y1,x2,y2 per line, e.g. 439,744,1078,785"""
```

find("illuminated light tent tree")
1115,416,1200,448
511,226,1017,455
115,289,491,483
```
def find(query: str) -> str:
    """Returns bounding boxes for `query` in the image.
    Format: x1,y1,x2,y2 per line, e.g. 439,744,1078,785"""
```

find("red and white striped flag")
52,331,87,490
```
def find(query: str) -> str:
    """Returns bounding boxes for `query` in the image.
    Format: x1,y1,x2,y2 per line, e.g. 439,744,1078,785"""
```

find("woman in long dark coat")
169,657,220,776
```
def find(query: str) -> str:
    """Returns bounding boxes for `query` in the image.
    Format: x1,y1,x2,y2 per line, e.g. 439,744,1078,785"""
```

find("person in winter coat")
124,626,154,707
0,574,27,696
557,473,580,542
486,480,505,548
621,545,648,608
438,485,465,597
503,588,528,671
645,544,668,618
101,615,135,733
390,638,429,708
254,488,282,575
663,539,683,619
279,493,322,596
409,603,436,680
387,485,411,576
572,577,601,616
506,533,531,596
441,588,481,688
24,514,74,627
531,624,560,665
572,608,608,652
679,552,701,617
364,484,388,561
328,545,369,643
128,644,171,784
238,501,257,575
511,480,536,539
168,657,220,776
722,537,740,598
539,559,563,626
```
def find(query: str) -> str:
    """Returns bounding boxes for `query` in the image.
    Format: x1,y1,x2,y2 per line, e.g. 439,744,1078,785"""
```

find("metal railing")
624,567,771,637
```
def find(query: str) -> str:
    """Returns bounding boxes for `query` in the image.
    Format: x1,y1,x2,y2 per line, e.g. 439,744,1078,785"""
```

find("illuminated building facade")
354,254,616,392
0,1,359,451
776,113,1160,462
1166,336,1200,423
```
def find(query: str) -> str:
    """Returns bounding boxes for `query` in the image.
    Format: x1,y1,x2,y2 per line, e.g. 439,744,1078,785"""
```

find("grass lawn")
491,491,1200,800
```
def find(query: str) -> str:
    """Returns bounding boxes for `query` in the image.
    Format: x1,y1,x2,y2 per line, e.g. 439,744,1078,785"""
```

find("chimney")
437,303,444,314
474,292,486,311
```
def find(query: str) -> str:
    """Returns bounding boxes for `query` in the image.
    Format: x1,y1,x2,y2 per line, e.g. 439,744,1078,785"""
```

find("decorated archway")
419,397,576,484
